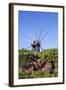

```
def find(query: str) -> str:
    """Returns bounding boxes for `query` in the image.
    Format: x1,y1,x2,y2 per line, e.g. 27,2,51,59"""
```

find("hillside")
19,48,58,79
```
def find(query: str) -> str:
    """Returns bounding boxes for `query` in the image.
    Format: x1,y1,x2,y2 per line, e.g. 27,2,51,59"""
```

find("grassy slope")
19,48,58,79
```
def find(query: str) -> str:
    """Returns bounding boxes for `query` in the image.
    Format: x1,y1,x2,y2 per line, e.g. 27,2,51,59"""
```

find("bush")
19,72,30,79
19,70,58,79
19,48,58,79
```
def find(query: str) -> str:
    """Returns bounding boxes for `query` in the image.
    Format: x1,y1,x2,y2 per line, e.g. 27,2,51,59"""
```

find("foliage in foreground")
19,48,58,79
19,70,58,79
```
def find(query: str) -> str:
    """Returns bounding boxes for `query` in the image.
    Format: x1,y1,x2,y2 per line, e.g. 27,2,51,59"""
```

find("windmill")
31,31,49,53
31,40,40,52
24,28,51,61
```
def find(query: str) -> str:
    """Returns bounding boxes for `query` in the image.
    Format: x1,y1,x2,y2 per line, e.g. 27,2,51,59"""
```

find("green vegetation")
19,48,58,79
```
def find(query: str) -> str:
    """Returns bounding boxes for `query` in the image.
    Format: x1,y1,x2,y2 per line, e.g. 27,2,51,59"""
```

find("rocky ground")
19,59,56,78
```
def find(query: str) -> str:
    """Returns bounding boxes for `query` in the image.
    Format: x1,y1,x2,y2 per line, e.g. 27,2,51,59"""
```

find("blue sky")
18,11,58,50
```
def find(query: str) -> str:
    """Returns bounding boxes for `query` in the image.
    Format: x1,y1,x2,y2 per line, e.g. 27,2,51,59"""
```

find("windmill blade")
39,27,43,41
42,39,52,44
24,39,31,44
34,29,38,40
41,39,52,46
27,31,34,41
25,46,31,49
25,41,30,45
40,47,44,51
40,31,48,42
